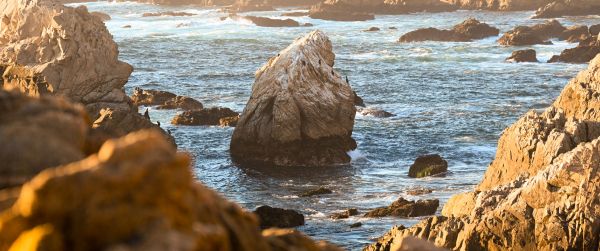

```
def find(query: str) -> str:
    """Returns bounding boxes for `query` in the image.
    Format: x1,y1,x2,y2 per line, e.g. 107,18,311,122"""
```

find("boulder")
230,30,357,167
308,0,456,21
558,25,591,42
506,49,538,62
0,90,89,189
534,0,600,18
330,208,359,219
131,88,178,106
358,107,394,118
548,35,600,63
408,154,448,178
590,24,600,36
171,107,239,126
349,222,362,228
0,130,339,251
498,20,565,45
399,18,499,42
142,11,195,17
364,197,439,218
157,96,204,110
364,27,381,32
254,206,305,229
243,16,301,27
219,115,240,127
299,187,333,197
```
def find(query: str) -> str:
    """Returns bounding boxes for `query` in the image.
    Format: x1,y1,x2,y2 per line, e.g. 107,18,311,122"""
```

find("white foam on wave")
347,149,366,161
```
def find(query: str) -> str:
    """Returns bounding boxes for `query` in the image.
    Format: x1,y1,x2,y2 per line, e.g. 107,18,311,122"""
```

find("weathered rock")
354,91,365,107
548,35,600,63
142,11,195,17
406,188,433,196
309,0,456,21
364,27,381,32
219,115,240,127
331,208,359,219
365,197,439,218
445,0,554,10
358,107,394,118
254,206,305,229
0,130,339,251
299,187,333,197
498,20,565,45
171,107,239,126
408,154,448,178
0,90,89,189
399,18,499,42
559,25,591,42
90,11,111,21
590,24,600,36
243,16,301,27
157,96,204,110
506,49,538,62
534,0,600,18
230,30,357,167
131,88,178,106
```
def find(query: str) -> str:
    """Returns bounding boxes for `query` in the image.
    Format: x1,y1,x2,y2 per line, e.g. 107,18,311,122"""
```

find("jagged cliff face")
366,55,600,251
230,30,357,167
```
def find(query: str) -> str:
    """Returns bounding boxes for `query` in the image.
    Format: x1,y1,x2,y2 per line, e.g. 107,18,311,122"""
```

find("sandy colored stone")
230,30,357,167
399,18,499,42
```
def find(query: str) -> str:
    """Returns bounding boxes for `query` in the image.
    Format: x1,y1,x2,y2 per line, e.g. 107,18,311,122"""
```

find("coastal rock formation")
254,206,305,229
408,154,448,178
171,107,239,126
331,208,359,219
309,0,457,21
548,35,600,63
0,0,170,143
132,88,203,110
230,30,357,167
506,49,538,62
399,18,499,42
0,130,339,251
358,107,394,118
498,20,565,45
559,25,591,42
0,90,89,189
219,115,240,127
90,11,111,21
364,197,439,218
590,24,600,37
243,16,301,27
366,55,600,251
444,0,554,10
534,0,600,18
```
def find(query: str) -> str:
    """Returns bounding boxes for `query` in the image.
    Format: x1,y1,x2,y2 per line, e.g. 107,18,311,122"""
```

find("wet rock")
364,27,380,32
498,20,565,45
122,25,132,28
131,88,178,106
406,188,433,196
0,130,338,250
142,11,196,17
0,90,89,189
309,0,457,22
299,187,333,197
548,35,600,63
506,49,538,62
408,154,448,178
399,18,499,42
364,197,439,218
90,11,111,21
157,96,204,110
171,107,239,126
243,16,300,27
330,208,359,219
254,206,305,229
230,30,357,167
533,0,600,18
358,107,394,118
559,25,591,42
353,91,365,107
219,115,240,127
349,222,362,228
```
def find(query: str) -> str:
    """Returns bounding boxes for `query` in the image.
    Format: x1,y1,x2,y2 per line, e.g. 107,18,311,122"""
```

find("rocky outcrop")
132,88,203,110
0,90,89,189
243,16,301,27
0,130,339,251
230,30,357,167
408,154,448,178
548,35,600,63
0,0,170,144
254,206,305,229
364,197,439,218
309,0,457,21
534,0,600,18
366,55,600,251
498,20,565,45
559,25,591,43
358,107,394,118
506,49,538,62
331,208,359,219
399,18,499,42
171,107,239,126
444,0,554,10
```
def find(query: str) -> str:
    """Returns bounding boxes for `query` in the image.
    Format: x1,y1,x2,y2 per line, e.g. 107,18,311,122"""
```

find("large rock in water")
498,20,566,45
309,0,457,21
506,49,539,62
534,0,600,18
548,35,600,63
365,55,600,251
230,30,357,167
399,18,499,42
0,130,341,251
0,0,171,144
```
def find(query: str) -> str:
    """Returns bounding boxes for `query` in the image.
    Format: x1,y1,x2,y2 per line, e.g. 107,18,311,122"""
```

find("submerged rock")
399,18,499,42
506,49,539,62
0,130,339,250
349,222,362,228
230,30,357,167
548,35,600,63
358,107,394,118
364,197,439,218
171,107,239,126
534,0,600,18
498,20,565,45
330,208,359,219
408,154,448,178
299,187,333,197
254,206,305,229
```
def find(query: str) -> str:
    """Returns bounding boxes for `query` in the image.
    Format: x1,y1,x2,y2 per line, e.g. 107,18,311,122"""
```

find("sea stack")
230,30,357,167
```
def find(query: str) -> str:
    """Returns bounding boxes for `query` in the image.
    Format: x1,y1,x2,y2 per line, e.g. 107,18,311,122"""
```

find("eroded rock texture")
0,130,340,251
230,30,357,167
365,55,600,251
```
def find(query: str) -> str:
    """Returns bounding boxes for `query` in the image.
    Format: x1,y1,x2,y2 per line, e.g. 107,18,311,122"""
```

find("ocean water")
73,2,598,249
